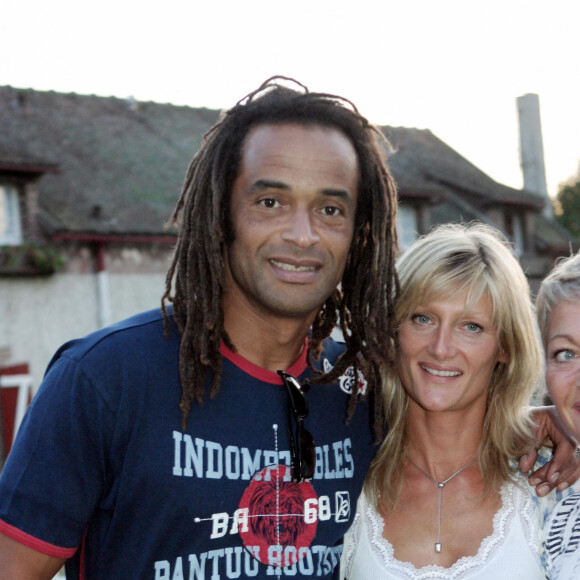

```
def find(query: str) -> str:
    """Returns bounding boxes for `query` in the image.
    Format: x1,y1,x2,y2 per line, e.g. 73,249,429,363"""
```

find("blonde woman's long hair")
365,222,543,510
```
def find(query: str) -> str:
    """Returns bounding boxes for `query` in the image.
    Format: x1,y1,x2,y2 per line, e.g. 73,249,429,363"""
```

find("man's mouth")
421,365,461,377
271,260,317,272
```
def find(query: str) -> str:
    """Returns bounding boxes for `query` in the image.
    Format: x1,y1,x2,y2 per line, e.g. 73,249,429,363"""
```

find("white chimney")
517,93,552,218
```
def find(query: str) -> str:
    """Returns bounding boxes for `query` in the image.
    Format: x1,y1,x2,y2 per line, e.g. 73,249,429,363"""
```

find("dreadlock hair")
161,76,399,434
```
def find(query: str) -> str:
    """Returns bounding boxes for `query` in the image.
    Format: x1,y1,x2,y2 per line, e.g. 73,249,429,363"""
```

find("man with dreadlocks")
0,77,397,579
0,77,576,579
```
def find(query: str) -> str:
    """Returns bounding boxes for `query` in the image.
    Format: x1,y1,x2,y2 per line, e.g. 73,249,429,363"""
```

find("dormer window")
0,184,22,246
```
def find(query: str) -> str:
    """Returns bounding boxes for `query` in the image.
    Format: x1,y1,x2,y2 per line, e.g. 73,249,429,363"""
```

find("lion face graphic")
248,477,306,546
238,465,318,567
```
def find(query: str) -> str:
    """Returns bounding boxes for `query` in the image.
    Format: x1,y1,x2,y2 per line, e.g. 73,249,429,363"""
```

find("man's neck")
224,308,315,372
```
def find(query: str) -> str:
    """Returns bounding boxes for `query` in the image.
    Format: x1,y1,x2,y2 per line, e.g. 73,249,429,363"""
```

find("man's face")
224,123,359,323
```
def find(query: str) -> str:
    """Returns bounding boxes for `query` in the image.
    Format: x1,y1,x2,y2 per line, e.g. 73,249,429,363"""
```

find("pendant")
435,542,442,553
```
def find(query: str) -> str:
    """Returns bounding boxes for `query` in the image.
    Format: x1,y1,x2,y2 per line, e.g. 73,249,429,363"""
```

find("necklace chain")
407,456,476,553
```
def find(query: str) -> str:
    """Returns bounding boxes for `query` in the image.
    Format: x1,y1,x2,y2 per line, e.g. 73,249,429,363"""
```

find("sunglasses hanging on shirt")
278,370,316,483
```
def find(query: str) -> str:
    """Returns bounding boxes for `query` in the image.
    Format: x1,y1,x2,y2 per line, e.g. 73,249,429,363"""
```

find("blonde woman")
536,252,580,579
342,223,577,579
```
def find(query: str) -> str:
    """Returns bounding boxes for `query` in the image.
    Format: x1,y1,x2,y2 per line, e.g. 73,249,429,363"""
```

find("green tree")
554,166,580,237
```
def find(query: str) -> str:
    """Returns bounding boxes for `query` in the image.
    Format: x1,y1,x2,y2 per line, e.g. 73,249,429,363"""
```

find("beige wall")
0,245,172,394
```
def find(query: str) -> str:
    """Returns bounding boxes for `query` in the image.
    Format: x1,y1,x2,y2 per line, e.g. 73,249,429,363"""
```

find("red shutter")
0,364,33,458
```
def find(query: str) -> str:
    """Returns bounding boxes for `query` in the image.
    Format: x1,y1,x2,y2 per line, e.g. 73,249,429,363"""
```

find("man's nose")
281,208,320,247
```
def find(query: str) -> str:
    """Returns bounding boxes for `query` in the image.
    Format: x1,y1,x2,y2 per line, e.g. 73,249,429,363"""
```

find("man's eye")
322,206,341,216
259,198,280,209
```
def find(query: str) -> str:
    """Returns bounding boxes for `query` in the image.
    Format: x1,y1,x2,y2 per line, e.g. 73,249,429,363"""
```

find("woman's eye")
412,314,431,325
554,349,576,362
465,322,482,333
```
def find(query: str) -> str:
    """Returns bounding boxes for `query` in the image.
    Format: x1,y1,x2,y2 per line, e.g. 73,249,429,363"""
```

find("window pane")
0,185,23,245
397,204,419,250
505,213,523,256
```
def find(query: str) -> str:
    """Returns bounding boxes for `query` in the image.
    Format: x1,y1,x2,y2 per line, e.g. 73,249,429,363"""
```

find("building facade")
0,87,577,457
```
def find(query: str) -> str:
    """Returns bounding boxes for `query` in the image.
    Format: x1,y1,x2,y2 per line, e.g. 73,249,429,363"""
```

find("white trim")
97,269,112,328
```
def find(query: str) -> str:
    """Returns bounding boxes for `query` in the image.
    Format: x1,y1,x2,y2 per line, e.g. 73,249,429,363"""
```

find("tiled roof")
0,86,572,254
0,86,219,235
383,126,545,208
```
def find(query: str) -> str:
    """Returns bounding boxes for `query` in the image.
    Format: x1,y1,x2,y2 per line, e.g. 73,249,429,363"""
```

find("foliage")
0,243,65,275
554,170,580,238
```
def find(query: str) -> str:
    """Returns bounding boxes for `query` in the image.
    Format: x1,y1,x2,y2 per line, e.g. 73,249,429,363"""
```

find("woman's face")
397,289,505,414
545,300,580,441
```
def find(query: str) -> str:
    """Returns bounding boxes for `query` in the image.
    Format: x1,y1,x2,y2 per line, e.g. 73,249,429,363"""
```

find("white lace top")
341,477,567,580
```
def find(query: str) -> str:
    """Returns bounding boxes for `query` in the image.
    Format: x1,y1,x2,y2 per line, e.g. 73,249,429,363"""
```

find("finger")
518,447,539,474
527,462,549,487
536,482,553,497
552,449,580,491
546,437,577,482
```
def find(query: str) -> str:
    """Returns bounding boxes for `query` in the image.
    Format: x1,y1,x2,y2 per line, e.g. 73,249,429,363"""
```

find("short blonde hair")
366,222,542,508
536,252,580,349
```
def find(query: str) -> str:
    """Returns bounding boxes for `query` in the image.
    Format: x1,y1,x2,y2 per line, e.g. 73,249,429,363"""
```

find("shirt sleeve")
0,351,117,554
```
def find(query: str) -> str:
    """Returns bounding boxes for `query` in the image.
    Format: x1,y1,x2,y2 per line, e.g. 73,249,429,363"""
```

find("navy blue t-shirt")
0,308,377,578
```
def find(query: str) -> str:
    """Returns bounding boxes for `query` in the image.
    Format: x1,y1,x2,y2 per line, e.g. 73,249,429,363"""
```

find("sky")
2,0,579,198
